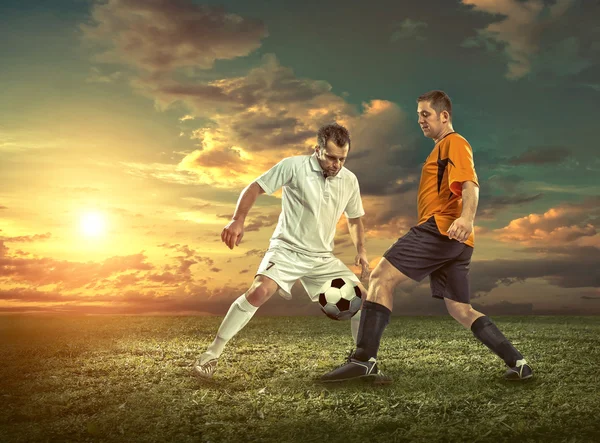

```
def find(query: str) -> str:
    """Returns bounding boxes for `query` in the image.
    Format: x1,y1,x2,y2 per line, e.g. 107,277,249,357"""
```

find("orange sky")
1,0,599,315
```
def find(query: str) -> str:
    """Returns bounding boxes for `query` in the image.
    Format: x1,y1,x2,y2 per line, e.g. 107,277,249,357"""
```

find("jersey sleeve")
448,138,479,197
344,177,366,219
254,157,296,195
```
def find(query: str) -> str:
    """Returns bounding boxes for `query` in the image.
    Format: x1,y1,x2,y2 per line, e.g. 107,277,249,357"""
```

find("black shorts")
383,216,474,304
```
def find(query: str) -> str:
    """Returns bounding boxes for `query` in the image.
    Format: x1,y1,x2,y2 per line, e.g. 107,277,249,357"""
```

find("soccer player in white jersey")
193,123,370,378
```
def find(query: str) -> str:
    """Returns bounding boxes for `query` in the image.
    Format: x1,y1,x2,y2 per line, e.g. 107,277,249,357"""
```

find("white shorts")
256,247,361,301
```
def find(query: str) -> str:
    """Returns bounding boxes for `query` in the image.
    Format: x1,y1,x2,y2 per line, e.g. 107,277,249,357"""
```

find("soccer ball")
318,277,362,321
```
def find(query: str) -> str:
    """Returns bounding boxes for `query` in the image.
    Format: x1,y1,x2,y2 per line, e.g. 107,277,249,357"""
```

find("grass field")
1,315,599,443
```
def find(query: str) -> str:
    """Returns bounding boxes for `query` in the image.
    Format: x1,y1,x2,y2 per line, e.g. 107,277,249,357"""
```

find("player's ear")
441,110,449,123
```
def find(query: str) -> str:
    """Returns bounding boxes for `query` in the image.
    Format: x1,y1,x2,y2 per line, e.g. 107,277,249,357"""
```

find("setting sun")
80,212,106,237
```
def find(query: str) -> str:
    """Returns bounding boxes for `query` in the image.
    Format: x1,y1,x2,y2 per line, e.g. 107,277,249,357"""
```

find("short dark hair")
417,90,452,119
317,123,351,151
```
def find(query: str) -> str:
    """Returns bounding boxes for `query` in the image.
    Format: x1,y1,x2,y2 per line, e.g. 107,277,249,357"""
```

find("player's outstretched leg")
445,299,533,380
321,259,403,383
193,276,278,379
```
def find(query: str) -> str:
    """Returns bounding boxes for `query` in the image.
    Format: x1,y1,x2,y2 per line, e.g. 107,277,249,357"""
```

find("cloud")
470,245,600,295
461,0,576,79
81,1,422,196
0,233,52,243
477,193,544,221
456,198,600,296
579,289,600,301
215,213,279,234
0,240,154,290
245,213,280,232
571,63,600,92
85,66,122,83
120,161,201,186
493,197,600,247
190,203,213,210
360,196,416,239
82,0,268,72
508,146,571,165
244,249,266,258
87,7,418,194
0,281,324,316
0,237,249,314
390,18,428,42
172,66,416,192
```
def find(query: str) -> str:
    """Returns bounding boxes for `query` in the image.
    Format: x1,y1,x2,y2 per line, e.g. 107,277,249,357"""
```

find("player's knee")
369,267,385,287
246,283,274,306
370,268,394,292
369,265,383,283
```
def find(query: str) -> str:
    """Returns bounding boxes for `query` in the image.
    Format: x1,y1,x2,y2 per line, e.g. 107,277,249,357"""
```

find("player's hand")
355,251,370,280
447,217,473,243
221,219,245,250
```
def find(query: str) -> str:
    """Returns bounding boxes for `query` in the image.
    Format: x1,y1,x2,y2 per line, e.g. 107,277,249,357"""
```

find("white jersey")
254,153,365,256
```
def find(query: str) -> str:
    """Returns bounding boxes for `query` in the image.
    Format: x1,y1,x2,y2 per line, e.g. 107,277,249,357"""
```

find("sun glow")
80,212,106,237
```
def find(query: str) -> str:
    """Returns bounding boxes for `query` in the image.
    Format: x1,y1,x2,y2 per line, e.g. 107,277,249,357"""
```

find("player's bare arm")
447,181,479,243
347,217,370,280
221,181,266,250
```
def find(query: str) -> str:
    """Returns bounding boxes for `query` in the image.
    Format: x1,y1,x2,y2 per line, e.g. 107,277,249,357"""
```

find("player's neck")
434,127,455,144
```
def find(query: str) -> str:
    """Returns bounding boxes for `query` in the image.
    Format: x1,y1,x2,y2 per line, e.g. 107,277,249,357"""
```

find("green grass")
1,315,599,442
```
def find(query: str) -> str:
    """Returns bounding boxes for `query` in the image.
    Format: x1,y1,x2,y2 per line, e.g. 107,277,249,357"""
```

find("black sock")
471,316,523,367
353,301,391,362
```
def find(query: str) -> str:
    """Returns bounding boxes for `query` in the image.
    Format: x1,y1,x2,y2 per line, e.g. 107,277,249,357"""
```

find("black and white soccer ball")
318,277,362,321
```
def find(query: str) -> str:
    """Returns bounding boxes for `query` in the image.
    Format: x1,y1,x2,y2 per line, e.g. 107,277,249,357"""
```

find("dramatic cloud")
493,197,600,247
82,0,268,72
360,196,417,239
470,245,600,295
168,57,420,194
461,0,576,79
0,238,252,314
0,250,154,290
477,193,544,221
82,1,425,198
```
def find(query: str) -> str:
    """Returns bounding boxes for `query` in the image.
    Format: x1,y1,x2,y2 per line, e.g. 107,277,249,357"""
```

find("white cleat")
192,355,218,379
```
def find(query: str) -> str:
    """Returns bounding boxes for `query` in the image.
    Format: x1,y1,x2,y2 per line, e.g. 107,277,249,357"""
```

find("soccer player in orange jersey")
321,90,532,383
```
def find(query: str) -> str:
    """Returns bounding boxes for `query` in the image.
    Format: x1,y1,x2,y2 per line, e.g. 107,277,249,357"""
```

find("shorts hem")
431,292,470,304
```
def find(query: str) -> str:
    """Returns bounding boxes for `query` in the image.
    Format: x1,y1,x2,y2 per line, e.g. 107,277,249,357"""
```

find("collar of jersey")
310,153,343,179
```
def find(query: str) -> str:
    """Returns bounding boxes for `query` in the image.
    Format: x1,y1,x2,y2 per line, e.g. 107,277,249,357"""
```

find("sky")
0,0,599,316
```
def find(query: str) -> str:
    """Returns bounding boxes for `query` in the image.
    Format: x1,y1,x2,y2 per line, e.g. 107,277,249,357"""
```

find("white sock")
203,293,258,360
351,309,361,345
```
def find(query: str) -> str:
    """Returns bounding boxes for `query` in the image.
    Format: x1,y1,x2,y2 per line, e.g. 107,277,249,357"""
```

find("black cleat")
504,359,533,380
321,353,392,384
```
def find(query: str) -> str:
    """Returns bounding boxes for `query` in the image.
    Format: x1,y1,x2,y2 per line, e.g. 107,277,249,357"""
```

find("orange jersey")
417,132,479,247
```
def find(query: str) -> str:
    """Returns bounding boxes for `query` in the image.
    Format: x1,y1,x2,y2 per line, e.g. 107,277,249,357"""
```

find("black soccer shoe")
504,359,533,381
321,354,392,384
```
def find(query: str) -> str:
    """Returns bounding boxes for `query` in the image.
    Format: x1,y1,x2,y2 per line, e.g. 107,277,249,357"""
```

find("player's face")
316,140,349,177
417,101,445,140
